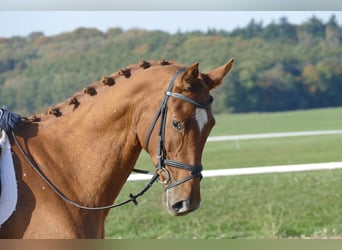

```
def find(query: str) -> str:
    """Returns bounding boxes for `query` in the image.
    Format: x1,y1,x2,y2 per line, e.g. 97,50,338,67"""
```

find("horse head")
139,59,234,216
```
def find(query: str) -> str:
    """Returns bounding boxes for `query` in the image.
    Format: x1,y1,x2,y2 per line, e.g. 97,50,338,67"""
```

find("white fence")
128,130,342,181
207,130,342,142
127,162,342,181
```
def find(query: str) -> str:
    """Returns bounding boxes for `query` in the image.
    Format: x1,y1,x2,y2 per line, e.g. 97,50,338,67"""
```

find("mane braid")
28,59,176,121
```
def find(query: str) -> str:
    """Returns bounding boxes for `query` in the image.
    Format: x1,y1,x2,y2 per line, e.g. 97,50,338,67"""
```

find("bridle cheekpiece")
145,67,213,190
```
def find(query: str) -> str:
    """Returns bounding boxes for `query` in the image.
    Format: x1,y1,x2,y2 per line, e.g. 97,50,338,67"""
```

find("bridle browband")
11,68,213,210
145,67,213,190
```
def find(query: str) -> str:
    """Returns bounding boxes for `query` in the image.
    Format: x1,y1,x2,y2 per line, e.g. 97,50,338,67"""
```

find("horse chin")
162,189,201,216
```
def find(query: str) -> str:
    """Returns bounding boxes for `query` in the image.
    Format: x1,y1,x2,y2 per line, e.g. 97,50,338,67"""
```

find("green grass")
203,135,342,169
105,107,342,238
211,107,342,135
106,171,342,239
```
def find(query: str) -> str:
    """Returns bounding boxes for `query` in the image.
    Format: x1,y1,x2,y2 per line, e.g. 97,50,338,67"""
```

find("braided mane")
27,59,178,122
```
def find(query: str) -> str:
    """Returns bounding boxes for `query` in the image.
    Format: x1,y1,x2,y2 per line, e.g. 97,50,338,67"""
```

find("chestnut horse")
0,58,233,238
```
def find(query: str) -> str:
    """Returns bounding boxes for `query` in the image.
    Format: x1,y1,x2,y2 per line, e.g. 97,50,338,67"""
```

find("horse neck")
23,76,150,207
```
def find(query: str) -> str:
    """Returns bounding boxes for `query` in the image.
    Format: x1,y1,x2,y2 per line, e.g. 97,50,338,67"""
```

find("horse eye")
172,120,183,130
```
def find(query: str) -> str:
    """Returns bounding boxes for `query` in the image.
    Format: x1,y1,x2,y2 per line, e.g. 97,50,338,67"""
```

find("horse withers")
0,59,234,238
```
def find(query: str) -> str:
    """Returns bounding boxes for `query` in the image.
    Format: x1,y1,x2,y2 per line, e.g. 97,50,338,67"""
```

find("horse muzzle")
163,186,201,216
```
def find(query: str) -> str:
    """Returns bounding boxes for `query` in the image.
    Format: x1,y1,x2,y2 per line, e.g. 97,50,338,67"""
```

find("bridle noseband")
12,68,213,210
145,67,213,190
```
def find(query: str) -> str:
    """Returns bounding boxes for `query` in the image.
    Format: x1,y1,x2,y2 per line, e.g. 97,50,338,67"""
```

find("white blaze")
195,108,208,134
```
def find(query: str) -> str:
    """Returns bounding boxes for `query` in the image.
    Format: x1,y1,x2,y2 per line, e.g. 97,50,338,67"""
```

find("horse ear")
181,62,199,89
206,58,234,90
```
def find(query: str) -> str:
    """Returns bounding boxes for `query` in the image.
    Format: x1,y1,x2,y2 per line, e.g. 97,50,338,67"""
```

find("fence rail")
128,130,342,181
127,162,342,181
207,130,342,142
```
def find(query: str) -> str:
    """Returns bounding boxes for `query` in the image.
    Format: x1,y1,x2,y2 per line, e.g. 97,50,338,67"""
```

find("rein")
12,68,213,210
12,131,158,210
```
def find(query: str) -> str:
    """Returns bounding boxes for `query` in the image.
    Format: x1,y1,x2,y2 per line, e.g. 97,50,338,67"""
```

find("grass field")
105,107,342,239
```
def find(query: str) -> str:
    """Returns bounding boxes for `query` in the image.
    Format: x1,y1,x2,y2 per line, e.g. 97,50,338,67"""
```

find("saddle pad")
0,130,18,226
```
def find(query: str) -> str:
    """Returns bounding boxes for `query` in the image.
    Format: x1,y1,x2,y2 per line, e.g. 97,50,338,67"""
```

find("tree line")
0,15,341,115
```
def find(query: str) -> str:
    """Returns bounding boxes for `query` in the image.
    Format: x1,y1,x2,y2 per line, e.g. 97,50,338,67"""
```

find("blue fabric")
0,109,21,133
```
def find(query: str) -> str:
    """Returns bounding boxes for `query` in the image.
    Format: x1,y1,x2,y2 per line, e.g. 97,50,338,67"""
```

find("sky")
0,11,341,38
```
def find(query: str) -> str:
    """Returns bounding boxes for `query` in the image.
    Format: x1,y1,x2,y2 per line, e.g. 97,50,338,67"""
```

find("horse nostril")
172,200,190,213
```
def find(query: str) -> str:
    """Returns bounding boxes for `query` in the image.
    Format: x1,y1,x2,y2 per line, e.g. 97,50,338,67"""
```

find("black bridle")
12,68,213,210
144,67,213,190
